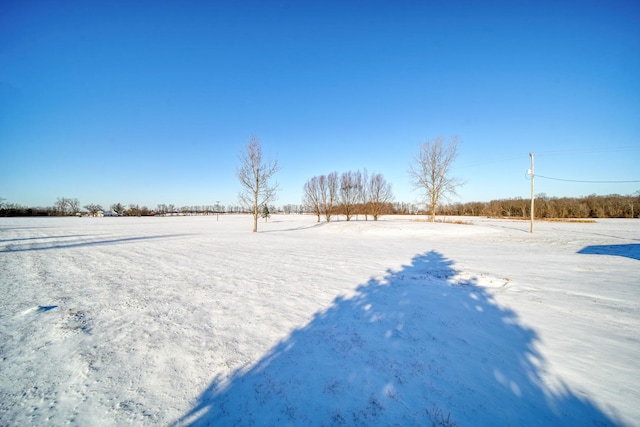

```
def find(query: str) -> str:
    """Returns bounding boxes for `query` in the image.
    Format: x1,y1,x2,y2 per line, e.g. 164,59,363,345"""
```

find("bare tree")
236,135,280,232
55,197,68,215
55,197,79,215
318,175,330,221
357,169,369,220
282,204,298,215
84,204,103,216
127,204,141,216
368,172,394,221
111,203,124,216
339,170,360,221
409,136,463,222
68,198,80,215
319,172,339,222
303,176,322,222
327,172,339,220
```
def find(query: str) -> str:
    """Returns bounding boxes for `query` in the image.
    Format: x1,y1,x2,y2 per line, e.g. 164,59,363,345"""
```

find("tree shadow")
0,234,188,252
578,244,640,261
483,221,531,234
260,222,328,233
174,251,622,426
0,226,52,231
0,234,93,244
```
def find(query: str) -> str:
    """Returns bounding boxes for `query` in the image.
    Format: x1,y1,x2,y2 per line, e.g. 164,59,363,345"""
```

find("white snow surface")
1,215,638,426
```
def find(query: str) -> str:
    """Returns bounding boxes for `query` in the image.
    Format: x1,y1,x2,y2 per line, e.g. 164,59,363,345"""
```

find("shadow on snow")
578,244,640,261
0,234,94,244
0,234,189,252
175,251,621,426
259,222,328,233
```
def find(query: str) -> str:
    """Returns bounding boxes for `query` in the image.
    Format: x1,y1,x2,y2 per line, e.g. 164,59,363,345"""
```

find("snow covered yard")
1,215,638,426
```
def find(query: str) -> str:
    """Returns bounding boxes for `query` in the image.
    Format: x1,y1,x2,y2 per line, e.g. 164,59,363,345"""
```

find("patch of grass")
440,218,473,225
540,218,597,223
500,216,597,223
410,218,473,225
425,407,458,427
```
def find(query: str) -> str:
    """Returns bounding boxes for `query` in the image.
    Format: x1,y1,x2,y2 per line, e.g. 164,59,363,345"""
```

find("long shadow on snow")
259,221,329,233
578,244,640,261
0,234,93,244
176,251,621,426
0,234,188,252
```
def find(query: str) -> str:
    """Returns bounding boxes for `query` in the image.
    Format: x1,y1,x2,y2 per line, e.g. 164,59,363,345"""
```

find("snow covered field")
1,214,638,426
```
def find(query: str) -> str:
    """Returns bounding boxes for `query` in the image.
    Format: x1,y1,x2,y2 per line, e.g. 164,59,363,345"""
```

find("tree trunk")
253,207,258,232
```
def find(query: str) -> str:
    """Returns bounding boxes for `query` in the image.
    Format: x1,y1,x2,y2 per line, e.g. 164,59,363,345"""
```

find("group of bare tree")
0,198,56,217
391,202,421,215
155,203,226,216
3,192,637,220
51,198,104,216
54,197,80,215
281,204,305,215
303,170,394,222
0,197,291,218
439,193,640,219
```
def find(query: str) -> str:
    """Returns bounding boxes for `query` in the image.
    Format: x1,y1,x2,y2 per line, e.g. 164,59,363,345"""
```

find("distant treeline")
435,193,639,219
1,193,638,218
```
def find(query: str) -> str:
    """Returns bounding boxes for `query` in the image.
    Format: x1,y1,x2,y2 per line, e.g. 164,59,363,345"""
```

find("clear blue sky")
1,0,639,210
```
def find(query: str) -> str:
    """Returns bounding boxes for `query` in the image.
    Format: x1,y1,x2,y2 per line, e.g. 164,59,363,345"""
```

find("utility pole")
529,153,535,233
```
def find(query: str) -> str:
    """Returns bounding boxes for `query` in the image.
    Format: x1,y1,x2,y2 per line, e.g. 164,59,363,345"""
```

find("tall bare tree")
303,176,322,222
237,135,280,232
409,136,463,222
339,170,359,221
368,172,394,221
319,172,339,222
357,169,369,220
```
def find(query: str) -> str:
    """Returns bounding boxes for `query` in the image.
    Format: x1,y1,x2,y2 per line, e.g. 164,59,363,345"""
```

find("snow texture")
1,215,638,426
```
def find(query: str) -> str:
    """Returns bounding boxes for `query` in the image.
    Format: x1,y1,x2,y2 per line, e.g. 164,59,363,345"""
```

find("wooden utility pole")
529,153,535,233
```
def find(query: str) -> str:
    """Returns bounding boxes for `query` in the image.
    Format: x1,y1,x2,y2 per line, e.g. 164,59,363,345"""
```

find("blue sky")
1,0,639,210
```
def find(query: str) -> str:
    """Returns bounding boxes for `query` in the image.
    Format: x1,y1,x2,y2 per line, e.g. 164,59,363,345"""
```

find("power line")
535,174,640,184
534,146,640,157
463,146,639,170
